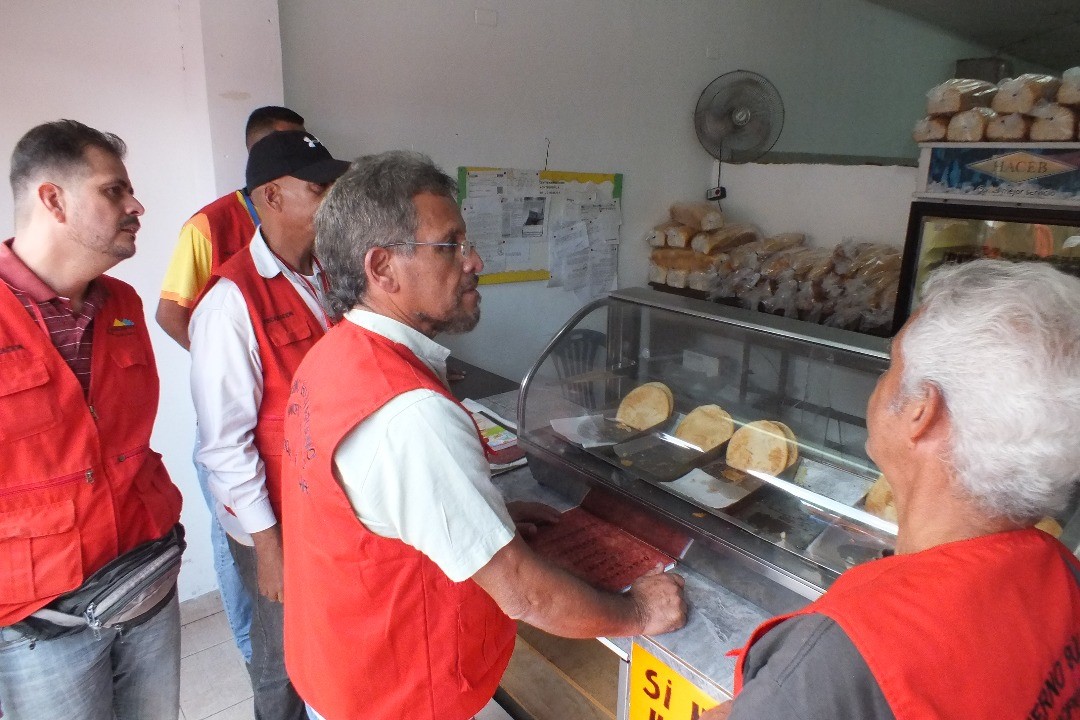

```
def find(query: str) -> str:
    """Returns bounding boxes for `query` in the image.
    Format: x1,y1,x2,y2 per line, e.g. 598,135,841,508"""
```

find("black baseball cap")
245,130,350,192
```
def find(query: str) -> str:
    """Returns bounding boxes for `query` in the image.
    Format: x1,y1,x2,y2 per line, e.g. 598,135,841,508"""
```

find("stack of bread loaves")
645,200,762,291
913,69,1080,143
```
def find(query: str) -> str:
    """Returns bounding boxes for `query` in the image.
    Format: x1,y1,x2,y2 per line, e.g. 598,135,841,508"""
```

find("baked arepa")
673,404,734,451
615,382,673,431
773,421,799,466
725,420,790,476
864,474,897,523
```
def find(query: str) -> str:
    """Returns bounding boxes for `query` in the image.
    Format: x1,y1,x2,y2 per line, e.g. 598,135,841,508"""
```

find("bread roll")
615,382,673,431
645,221,678,248
992,74,1061,115
926,78,997,115
1035,517,1063,538
1058,67,1080,106
665,224,695,249
666,268,689,288
673,405,734,452
669,201,724,231
687,269,718,292
985,113,1031,141
691,224,761,255
912,116,948,143
1029,104,1077,141
947,107,996,142
647,262,667,285
726,420,791,476
864,474,896,523
772,421,799,467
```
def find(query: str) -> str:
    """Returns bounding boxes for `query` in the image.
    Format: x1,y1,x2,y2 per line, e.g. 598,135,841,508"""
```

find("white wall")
278,0,984,381
0,0,284,600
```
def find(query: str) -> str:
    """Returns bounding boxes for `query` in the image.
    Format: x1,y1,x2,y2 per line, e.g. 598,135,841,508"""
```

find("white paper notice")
548,221,590,290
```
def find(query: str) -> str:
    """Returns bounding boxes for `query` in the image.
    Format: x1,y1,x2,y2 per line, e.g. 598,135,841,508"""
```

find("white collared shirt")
190,228,329,545
332,309,515,582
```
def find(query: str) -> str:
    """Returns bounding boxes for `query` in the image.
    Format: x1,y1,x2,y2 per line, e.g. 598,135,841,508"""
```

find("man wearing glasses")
281,151,687,720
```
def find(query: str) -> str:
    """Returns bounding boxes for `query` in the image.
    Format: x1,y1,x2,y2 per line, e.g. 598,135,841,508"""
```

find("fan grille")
694,71,784,163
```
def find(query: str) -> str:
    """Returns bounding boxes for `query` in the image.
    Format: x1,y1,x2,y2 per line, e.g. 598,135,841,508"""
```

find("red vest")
282,321,516,720
734,529,1080,719
0,277,181,625
207,244,325,521
191,190,257,272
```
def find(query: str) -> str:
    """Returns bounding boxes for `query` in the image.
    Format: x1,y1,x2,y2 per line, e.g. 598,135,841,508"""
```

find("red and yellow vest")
282,321,516,720
733,529,1080,719
204,245,326,522
0,277,181,625
196,190,257,272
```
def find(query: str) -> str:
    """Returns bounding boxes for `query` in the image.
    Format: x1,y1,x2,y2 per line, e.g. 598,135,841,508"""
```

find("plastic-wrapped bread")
648,262,667,285
687,269,719,292
1030,104,1077,141
992,74,1062,115
644,220,678,248
926,78,997,115
1058,67,1080,107
912,116,948,143
669,201,724,231
691,223,761,255
664,223,695,249
947,107,996,141
985,113,1031,141
761,233,805,254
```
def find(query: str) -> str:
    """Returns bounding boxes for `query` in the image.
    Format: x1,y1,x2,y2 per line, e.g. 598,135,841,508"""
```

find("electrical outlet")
706,186,726,201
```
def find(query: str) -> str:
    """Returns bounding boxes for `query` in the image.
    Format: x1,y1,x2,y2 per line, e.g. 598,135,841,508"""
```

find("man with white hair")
704,259,1080,720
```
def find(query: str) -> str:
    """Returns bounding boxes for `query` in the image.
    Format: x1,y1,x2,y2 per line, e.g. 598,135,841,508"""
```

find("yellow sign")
629,643,722,720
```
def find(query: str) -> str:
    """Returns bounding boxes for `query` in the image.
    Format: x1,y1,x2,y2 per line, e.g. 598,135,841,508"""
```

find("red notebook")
525,507,677,592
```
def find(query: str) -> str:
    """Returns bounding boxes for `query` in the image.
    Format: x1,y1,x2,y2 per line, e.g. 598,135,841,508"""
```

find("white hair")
898,259,1080,522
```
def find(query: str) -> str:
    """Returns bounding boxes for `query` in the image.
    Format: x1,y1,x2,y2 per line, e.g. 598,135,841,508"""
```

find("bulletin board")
458,166,624,299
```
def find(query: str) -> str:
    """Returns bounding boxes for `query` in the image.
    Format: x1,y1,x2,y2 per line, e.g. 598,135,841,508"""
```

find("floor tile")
181,611,234,659
179,639,252,720
203,698,256,720
180,590,225,626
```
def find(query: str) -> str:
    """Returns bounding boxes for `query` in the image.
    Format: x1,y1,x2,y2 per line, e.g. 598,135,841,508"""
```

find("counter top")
477,389,772,700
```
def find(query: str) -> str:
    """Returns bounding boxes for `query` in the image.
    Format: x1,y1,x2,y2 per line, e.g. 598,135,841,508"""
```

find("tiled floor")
178,591,512,720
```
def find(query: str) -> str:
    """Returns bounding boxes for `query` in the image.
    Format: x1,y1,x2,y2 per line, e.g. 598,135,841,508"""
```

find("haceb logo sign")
967,152,1077,183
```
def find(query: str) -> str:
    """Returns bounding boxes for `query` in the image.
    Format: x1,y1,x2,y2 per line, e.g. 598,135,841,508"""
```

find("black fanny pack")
12,524,186,641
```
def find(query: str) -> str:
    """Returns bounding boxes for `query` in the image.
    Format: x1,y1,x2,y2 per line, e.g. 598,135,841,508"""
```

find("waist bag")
12,524,186,640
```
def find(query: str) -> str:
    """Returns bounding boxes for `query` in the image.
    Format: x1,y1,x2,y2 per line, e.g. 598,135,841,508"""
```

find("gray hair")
315,150,457,319
898,259,1080,522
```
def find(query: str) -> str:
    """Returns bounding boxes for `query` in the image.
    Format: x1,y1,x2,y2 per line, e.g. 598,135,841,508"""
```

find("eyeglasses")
383,239,474,257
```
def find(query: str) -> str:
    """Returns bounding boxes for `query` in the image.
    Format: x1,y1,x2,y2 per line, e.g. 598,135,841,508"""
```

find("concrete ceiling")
867,0,1080,71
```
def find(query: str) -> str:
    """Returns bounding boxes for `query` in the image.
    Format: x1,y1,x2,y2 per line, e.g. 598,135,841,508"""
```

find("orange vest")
0,277,181,625
195,190,258,272
282,321,516,720
206,245,326,521
733,529,1080,719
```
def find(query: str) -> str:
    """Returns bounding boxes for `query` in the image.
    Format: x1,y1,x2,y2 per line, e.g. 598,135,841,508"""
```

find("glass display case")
518,286,898,608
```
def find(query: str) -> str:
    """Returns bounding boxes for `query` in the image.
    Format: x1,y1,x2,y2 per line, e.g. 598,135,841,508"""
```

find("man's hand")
506,500,561,539
628,564,687,635
250,525,284,603
699,700,733,719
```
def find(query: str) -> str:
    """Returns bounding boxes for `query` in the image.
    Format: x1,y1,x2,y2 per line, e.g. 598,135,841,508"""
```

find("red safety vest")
204,245,326,522
282,321,516,720
733,529,1080,719
0,277,181,625
188,189,258,273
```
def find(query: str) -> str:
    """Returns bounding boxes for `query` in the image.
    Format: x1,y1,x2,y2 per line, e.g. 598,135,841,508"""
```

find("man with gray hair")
281,151,687,720
704,259,1080,719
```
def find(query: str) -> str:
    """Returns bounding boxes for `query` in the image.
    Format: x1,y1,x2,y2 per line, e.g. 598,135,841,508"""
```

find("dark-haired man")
156,106,304,664
191,130,349,720
0,120,183,719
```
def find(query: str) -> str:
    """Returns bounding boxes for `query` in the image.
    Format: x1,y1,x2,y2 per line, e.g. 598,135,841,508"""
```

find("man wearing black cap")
189,130,349,720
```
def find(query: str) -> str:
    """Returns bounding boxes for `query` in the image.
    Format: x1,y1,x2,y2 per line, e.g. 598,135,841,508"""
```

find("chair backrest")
551,329,606,409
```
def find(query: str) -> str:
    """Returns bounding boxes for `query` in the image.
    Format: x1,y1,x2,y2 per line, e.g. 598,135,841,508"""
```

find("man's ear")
908,383,947,443
364,246,399,293
38,183,65,222
258,182,283,213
